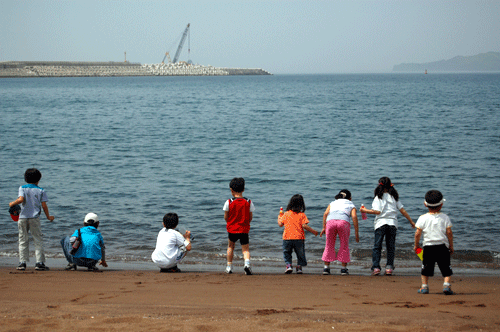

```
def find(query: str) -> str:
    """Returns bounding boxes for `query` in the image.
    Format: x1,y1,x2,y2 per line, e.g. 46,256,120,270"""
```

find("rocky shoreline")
0,61,272,77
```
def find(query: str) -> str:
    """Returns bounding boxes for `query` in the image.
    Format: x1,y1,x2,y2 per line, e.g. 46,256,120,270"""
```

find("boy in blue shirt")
61,212,107,271
9,168,55,271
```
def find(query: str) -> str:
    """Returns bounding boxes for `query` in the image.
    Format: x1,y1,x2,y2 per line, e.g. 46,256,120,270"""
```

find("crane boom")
173,24,190,63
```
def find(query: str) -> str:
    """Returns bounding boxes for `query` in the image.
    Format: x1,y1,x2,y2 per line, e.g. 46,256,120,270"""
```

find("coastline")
0,256,498,276
1,265,499,331
0,61,272,77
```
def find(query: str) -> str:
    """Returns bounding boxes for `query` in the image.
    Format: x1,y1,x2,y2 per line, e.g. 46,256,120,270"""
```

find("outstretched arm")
303,224,319,236
399,208,415,228
359,206,381,215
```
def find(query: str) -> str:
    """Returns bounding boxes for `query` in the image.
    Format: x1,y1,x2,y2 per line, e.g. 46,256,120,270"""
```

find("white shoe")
225,265,233,274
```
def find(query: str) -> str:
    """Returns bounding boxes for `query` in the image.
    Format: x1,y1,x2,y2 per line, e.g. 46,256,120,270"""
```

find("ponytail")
335,189,351,200
374,177,399,201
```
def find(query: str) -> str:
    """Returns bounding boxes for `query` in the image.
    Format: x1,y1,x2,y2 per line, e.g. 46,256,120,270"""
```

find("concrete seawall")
0,61,271,77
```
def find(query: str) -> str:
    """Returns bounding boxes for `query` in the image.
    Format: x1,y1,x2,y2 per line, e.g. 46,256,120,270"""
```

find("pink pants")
322,219,351,263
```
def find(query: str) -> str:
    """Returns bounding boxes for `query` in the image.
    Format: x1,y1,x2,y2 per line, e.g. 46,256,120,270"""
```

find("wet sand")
0,265,499,331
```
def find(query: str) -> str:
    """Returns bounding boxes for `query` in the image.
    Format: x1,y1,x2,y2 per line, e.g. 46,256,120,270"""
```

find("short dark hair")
425,190,443,205
286,194,306,213
163,213,179,229
24,168,42,184
229,177,245,193
335,189,351,200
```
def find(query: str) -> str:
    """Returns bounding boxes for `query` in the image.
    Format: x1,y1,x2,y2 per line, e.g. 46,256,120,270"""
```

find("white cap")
84,212,99,224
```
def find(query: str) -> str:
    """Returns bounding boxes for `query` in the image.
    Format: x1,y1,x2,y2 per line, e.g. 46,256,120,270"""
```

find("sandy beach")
1,264,499,332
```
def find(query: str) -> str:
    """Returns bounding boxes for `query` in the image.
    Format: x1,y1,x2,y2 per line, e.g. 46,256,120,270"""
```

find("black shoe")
244,266,253,275
17,262,26,270
35,262,49,271
65,263,77,271
340,268,349,276
322,268,330,275
160,266,182,273
88,266,99,272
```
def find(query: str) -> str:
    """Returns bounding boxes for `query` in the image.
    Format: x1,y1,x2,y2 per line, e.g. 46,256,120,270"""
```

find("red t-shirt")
225,197,252,233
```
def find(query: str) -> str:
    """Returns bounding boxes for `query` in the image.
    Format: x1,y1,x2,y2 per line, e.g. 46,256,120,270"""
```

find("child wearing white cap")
61,212,107,271
414,190,454,295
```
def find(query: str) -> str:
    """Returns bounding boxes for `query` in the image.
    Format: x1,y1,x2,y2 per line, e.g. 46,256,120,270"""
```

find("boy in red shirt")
223,177,255,275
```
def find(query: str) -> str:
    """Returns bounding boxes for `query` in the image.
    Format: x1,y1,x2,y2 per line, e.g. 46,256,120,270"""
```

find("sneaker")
418,287,429,294
385,268,393,276
35,262,49,271
17,262,26,271
322,268,331,275
160,266,181,273
244,265,253,275
371,268,381,276
285,264,293,274
225,265,233,274
340,268,349,276
65,263,77,271
443,287,454,295
88,266,100,272
296,266,302,274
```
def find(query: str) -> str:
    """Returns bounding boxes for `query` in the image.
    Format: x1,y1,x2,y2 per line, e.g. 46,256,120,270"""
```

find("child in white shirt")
414,190,454,295
152,213,192,272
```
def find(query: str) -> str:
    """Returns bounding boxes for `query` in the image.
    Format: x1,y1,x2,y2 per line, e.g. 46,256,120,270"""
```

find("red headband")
379,183,394,187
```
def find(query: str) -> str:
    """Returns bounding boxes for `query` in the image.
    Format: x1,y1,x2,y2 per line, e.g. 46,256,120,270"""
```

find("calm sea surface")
1,74,499,268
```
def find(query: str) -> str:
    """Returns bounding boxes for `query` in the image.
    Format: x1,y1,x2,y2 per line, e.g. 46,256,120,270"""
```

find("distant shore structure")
0,61,272,78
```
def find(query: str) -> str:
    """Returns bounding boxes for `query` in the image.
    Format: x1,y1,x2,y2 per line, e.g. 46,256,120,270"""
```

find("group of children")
8,170,454,295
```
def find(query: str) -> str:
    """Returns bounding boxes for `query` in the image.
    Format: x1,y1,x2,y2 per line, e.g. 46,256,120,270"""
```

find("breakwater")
0,61,271,77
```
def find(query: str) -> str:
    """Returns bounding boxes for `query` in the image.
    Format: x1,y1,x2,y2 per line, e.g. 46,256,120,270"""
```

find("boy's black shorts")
421,244,453,277
228,233,249,245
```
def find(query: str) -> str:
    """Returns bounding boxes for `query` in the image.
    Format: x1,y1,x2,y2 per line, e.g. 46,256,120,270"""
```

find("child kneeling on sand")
152,213,192,272
414,190,454,295
61,212,107,271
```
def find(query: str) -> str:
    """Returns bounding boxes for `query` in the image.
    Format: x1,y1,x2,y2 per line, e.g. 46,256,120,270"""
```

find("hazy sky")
1,0,499,74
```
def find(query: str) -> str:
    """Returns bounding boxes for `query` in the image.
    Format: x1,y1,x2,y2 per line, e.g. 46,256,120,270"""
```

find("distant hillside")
393,51,500,72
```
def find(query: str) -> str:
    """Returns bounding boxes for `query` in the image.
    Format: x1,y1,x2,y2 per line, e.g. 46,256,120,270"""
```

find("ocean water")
1,74,499,269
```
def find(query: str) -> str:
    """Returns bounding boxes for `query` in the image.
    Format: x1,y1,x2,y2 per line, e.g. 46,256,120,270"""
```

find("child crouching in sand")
61,212,107,271
151,213,192,272
414,190,454,295
278,194,319,274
